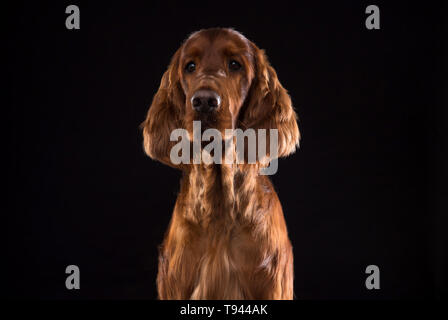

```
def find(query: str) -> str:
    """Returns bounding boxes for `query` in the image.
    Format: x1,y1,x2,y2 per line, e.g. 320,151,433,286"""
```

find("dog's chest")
190,224,260,295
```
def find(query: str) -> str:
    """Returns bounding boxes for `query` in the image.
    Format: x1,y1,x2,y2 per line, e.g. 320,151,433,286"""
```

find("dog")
141,28,300,299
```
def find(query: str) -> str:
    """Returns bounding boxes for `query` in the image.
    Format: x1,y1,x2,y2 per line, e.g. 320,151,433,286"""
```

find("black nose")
191,90,221,112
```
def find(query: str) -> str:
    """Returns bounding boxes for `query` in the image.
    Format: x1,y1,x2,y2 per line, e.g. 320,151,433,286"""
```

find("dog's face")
142,28,300,167
180,29,254,133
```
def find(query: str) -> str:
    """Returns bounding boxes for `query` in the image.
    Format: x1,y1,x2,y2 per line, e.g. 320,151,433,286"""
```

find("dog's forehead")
183,28,249,53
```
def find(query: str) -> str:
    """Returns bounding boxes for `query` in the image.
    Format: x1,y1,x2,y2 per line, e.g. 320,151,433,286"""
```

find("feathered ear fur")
141,48,185,168
238,42,300,158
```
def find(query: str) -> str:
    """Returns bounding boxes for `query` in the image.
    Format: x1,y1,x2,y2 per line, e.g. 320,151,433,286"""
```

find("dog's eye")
229,60,242,71
185,61,196,73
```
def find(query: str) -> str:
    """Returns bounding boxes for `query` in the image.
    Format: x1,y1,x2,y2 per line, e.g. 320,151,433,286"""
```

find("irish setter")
141,28,300,299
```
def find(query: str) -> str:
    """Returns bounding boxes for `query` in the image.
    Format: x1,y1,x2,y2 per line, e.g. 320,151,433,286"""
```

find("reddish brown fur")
141,28,300,299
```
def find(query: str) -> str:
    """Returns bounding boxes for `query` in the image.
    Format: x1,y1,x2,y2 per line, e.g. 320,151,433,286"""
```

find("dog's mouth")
194,112,218,130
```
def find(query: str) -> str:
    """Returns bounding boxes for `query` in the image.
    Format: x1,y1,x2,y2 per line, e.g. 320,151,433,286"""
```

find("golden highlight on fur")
141,28,300,299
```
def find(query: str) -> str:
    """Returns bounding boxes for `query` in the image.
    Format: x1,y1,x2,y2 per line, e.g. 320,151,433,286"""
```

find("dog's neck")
181,164,261,226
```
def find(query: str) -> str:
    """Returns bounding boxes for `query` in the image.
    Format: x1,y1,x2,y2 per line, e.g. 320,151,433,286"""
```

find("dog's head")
142,28,300,167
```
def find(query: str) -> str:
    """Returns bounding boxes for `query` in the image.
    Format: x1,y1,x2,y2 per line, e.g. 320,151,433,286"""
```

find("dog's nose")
191,90,221,112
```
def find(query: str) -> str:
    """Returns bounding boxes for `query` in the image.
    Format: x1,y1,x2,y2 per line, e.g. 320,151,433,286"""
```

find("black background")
5,1,447,300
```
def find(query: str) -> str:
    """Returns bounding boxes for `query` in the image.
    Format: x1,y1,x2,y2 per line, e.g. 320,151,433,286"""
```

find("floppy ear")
238,43,300,158
141,48,185,168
